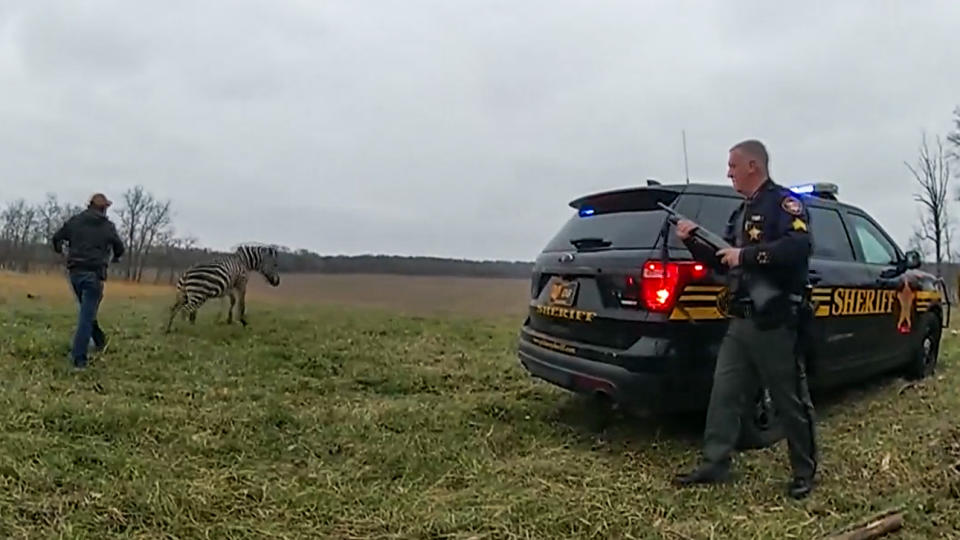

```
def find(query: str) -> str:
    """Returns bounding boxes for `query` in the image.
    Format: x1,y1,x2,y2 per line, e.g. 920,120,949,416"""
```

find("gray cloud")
1,1,958,261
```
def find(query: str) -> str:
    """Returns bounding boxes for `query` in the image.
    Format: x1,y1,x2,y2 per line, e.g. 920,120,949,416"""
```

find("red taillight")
641,261,682,312
631,260,708,312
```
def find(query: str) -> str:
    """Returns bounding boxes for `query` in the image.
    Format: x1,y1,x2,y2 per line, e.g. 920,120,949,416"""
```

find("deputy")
672,139,818,499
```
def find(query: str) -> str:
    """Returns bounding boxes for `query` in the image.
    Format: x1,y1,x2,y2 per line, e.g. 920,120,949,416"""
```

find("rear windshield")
541,191,742,252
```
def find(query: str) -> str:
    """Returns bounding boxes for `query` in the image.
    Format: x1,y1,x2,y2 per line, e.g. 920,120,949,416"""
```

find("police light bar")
789,182,839,199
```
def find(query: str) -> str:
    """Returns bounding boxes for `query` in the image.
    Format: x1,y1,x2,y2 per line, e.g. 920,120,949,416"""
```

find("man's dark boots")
788,476,814,499
673,463,731,486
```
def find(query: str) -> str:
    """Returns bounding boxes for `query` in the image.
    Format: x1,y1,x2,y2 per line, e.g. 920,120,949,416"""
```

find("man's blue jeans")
69,271,105,368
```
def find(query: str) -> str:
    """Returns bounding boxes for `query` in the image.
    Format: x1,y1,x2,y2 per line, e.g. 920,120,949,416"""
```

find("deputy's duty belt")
729,294,804,319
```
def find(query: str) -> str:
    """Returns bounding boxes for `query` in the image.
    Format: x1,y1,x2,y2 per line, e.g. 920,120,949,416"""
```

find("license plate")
549,279,579,307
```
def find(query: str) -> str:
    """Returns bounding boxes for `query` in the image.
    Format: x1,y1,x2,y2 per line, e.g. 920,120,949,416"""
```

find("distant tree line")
0,186,535,282
271,249,534,278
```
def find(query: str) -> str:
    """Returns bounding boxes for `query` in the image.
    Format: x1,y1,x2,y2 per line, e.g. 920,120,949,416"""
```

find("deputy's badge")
781,196,803,216
792,218,808,232
746,224,763,241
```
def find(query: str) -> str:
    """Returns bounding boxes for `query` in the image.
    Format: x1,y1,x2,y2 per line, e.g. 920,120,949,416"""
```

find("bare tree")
117,186,174,282
153,233,199,284
907,132,952,276
944,225,954,266
35,193,64,243
134,198,173,282
948,106,960,160
907,227,929,259
117,186,151,280
0,199,39,271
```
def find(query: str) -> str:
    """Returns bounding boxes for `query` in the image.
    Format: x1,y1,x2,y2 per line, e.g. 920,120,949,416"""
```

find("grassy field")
2,271,960,538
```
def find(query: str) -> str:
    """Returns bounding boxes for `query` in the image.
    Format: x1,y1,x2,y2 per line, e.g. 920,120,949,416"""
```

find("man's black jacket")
51,208,125,279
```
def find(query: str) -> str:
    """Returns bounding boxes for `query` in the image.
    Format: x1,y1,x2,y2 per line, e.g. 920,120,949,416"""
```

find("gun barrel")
657,202,682,223
657,201,732,251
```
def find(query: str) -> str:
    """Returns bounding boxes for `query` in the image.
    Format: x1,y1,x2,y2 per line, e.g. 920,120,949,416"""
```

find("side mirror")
904,249,922,270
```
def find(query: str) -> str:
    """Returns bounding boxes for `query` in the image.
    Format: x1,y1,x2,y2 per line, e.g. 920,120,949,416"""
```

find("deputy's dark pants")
702,316,818,480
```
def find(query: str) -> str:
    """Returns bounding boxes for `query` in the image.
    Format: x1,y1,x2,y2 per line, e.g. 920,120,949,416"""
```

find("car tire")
735,387,785,450
904,312,941,380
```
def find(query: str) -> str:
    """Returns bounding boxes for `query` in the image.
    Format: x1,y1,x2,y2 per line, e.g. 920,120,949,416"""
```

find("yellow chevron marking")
679,295,718,302
683,285,724,293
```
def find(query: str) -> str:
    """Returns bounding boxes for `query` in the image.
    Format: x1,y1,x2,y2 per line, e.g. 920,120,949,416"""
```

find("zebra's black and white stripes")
165,244,280,332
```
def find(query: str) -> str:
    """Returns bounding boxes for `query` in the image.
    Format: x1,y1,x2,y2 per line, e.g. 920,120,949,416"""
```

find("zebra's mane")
227,242,279,270
229,241,279,254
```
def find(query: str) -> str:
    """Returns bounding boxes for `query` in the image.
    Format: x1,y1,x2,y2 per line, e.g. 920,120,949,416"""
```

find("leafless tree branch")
909,131,952,276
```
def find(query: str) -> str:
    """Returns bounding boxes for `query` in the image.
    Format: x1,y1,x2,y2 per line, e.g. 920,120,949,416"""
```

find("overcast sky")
1,1,958,261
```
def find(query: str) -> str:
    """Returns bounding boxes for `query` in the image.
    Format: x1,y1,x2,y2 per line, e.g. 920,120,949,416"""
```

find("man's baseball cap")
89,193,112,207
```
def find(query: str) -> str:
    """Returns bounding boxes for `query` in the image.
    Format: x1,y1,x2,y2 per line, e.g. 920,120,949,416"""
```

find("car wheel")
735,387,785,450
904,313,941,380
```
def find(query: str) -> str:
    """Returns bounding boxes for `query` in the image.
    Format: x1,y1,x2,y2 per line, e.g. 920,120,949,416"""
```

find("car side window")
848,213,898,264
808,207,854,261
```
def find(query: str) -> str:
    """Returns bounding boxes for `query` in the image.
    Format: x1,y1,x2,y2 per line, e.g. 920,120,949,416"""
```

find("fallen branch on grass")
898,382,916,395
823,508,904,540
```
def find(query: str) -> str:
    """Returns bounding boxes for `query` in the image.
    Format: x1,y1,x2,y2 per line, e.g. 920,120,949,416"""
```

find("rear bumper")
517,328,715,414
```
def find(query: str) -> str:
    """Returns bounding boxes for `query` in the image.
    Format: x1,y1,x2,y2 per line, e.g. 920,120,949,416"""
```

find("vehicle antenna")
682,129,690,184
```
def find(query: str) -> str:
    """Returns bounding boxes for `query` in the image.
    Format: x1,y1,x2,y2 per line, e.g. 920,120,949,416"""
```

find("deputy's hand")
675,219,698,240
717,247,742,268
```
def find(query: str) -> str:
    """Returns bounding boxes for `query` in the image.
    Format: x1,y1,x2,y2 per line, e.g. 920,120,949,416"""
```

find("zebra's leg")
226,291,236,325
214,295,228,324
237,280,248,327
182,295,206,327
165,295,185,333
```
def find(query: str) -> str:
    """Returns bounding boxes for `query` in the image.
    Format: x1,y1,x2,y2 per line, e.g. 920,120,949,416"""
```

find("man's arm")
681,236,726,273
739,193,811,268
680,205,740,273
108,222,125,262
51,217,72,254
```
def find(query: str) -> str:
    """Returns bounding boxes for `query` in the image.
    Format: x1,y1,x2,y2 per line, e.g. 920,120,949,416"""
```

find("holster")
751,294,793,330
793,285,817,375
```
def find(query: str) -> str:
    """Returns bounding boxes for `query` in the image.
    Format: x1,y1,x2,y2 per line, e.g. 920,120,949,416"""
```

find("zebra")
165,244,281,333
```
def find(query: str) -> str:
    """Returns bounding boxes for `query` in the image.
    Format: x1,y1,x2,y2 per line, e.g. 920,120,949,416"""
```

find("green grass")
2,293,960,539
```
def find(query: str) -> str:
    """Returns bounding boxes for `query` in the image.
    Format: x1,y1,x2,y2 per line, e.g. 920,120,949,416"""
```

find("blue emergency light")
579,206,596,217
788,182,839,199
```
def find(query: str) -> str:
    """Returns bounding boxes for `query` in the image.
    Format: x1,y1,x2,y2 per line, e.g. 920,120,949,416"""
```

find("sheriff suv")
517,181,949,448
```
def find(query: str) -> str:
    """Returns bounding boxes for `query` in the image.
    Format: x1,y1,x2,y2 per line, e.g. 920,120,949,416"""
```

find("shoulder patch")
781,195,803,216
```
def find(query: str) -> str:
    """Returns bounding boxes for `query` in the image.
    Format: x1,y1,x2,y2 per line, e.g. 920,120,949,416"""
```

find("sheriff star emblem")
896,279,916,332
748,226,762,241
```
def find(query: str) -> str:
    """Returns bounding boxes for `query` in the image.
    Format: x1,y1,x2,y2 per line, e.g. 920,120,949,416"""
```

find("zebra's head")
237,244,281,287
259,246,281,286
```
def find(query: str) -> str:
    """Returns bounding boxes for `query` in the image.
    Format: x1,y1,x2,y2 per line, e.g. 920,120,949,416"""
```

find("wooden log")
825,510,904,540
